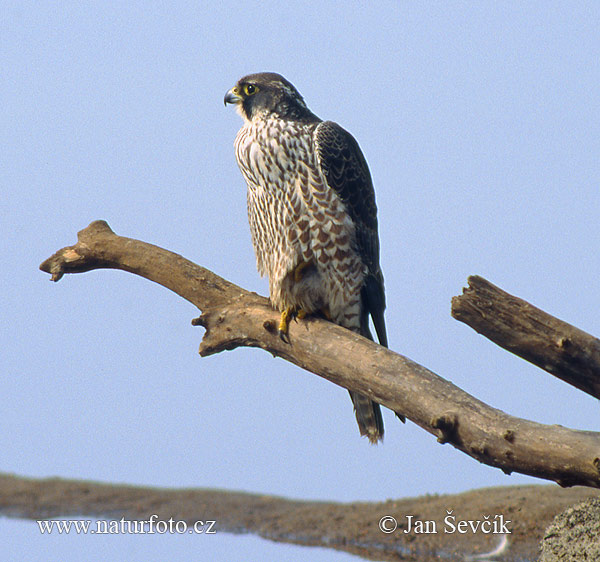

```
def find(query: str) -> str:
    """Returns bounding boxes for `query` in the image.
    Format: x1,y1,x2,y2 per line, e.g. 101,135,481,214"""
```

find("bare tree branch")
451,275,600,399
40,221,600,488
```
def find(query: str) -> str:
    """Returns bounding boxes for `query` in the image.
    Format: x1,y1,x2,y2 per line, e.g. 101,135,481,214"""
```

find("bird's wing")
314,120,387,347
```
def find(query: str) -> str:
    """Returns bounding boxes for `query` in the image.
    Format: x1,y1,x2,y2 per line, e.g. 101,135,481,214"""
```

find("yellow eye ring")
243,84,258,96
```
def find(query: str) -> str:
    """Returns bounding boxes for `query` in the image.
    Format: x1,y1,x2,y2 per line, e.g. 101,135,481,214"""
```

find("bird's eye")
244,84,258,96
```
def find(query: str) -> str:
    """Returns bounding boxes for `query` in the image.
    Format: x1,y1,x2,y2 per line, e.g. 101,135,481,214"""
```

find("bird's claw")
278,307,305,343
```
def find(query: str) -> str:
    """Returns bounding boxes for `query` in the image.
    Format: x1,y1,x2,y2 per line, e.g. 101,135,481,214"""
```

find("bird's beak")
224,87,243,106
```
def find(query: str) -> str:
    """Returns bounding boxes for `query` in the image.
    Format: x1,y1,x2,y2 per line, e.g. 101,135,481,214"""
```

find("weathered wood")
40,221,600,488
451,275,600,399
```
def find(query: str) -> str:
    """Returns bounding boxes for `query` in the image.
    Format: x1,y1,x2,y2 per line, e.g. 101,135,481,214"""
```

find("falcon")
225,72,390,443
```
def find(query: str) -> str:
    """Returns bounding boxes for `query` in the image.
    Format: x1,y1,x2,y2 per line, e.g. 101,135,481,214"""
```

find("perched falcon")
225,72,389,443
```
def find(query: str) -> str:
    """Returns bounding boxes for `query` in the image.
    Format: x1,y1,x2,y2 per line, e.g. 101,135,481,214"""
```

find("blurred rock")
540,497,600,561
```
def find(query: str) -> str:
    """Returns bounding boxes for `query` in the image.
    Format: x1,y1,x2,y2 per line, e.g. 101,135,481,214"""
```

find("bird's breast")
234,118,364,320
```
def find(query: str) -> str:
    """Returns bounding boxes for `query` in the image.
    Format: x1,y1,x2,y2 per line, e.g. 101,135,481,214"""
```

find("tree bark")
39,221,600,488
451,275,600,399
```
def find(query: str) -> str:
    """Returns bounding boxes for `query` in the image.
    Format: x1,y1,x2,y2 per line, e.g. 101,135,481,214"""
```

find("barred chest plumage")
234,115,366,328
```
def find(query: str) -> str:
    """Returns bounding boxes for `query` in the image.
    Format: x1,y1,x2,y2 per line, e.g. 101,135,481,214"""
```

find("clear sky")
2,1,599,560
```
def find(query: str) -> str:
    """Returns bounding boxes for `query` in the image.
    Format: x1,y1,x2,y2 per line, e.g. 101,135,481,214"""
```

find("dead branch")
451,275,600,399
2,472,597,562
40,221,600,488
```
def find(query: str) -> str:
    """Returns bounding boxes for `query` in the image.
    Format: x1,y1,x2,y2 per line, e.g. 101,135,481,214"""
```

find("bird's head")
224,72,315,122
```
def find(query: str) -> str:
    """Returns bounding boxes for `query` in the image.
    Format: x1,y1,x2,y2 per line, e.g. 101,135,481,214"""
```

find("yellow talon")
279,307,293,336
278,306,305,342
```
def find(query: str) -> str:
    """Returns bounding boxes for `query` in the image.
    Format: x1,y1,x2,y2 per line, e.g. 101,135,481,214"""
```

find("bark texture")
39,221,600,489
452,275,600,399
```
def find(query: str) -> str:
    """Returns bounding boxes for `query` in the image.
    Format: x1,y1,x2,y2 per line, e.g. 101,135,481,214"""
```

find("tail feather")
349,390,384,444
349,271,405,443
350,281,386,443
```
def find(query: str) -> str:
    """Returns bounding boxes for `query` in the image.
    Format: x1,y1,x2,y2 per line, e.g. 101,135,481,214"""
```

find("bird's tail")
349,277,388,444
349,390,384,444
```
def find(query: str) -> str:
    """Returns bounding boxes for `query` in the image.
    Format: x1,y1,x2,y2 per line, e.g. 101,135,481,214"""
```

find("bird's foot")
278,306,304,343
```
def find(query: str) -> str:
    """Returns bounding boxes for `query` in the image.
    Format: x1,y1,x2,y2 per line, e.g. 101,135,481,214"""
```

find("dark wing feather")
314,120,388,348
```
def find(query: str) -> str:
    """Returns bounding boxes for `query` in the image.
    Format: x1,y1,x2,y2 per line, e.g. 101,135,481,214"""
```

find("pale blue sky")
2,2,599,560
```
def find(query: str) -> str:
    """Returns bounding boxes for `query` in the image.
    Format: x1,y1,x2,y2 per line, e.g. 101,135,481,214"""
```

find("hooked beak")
224,87,243,106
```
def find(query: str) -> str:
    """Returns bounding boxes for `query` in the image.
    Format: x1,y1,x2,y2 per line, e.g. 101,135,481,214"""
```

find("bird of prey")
225,72,389,443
